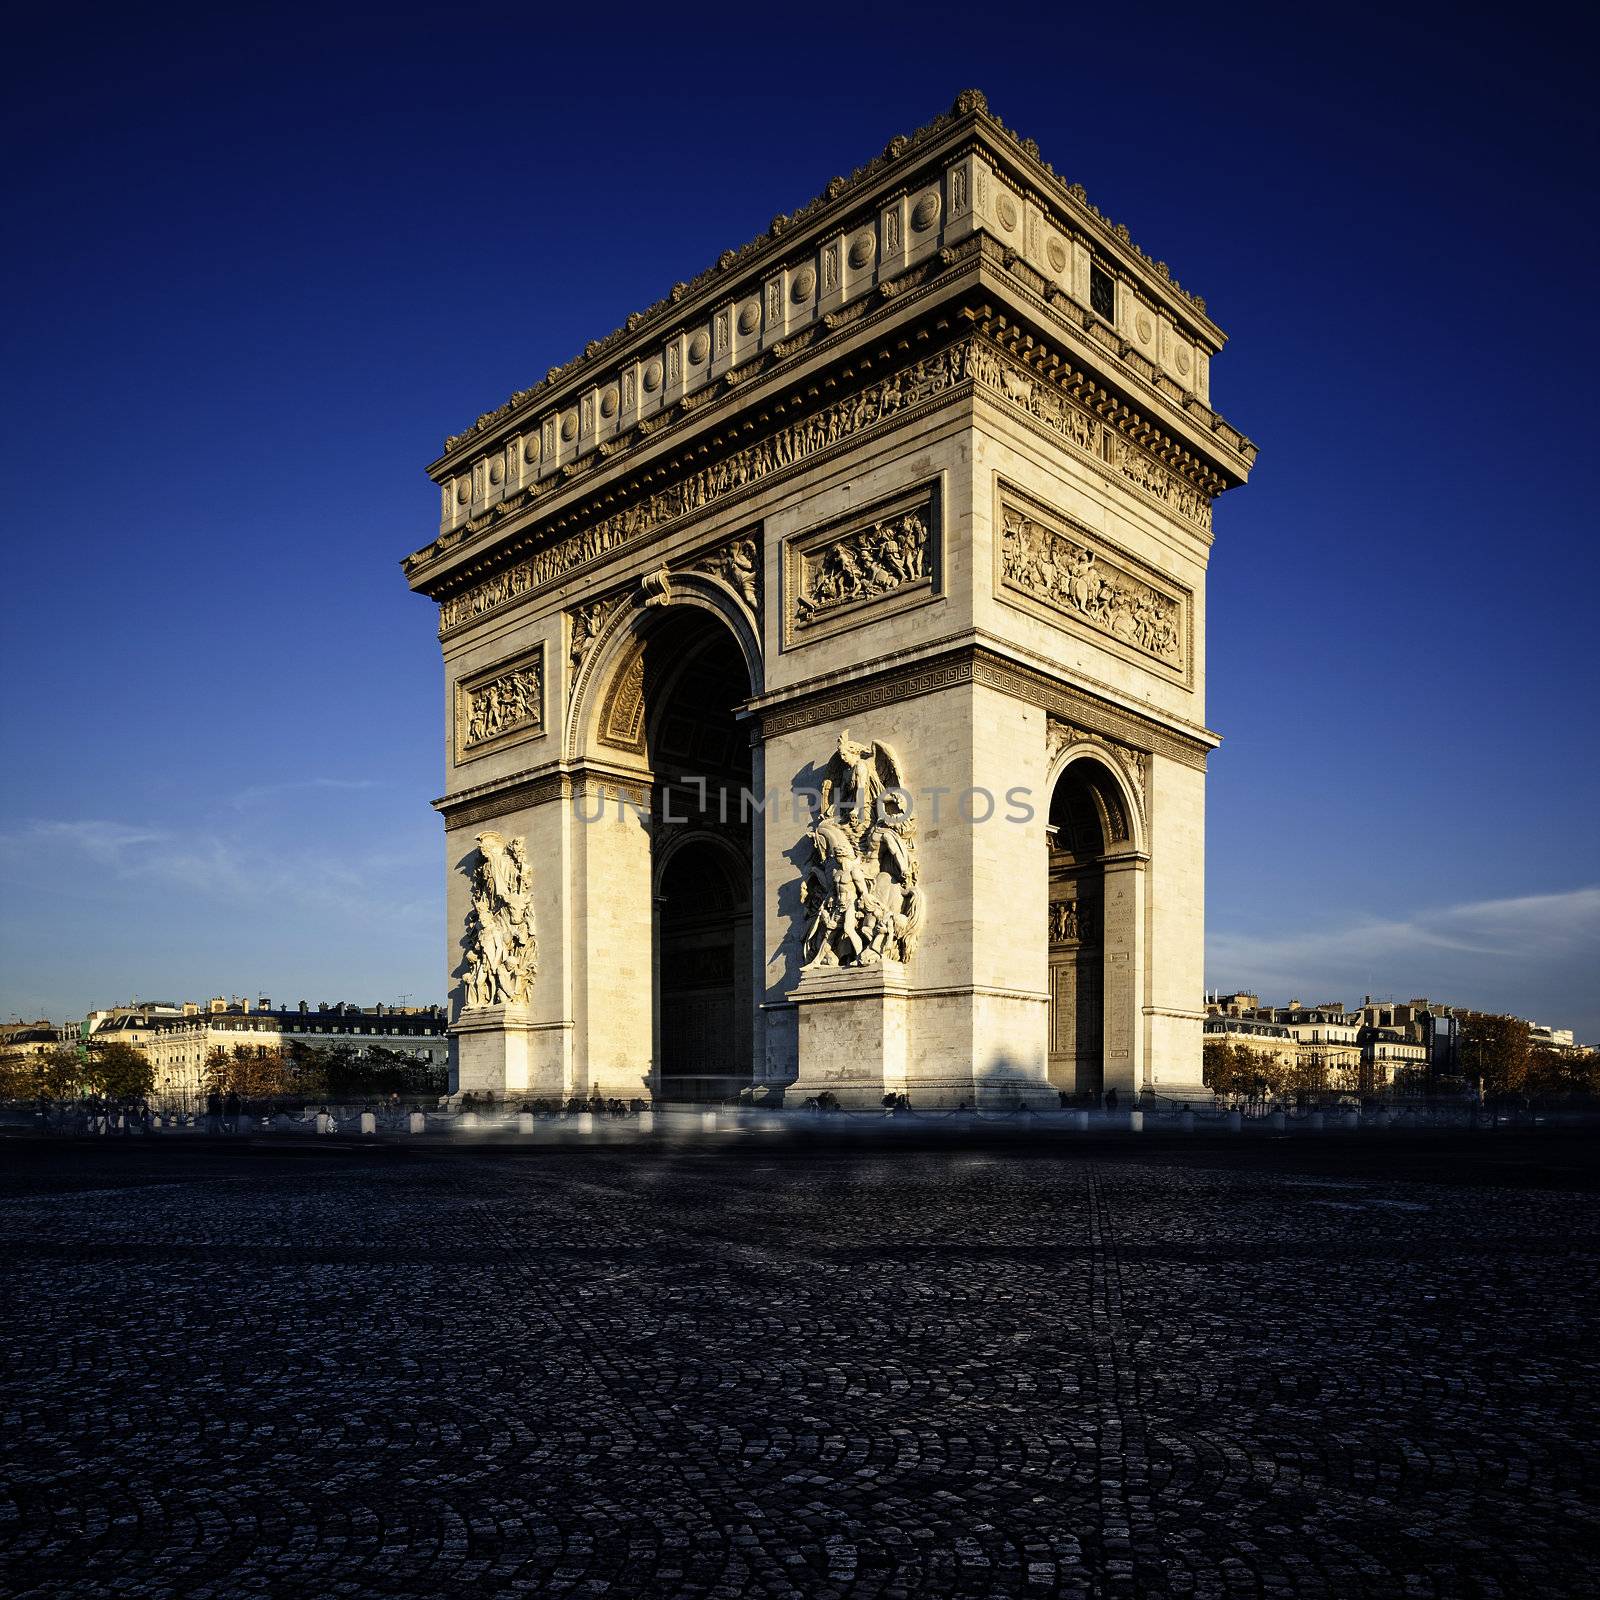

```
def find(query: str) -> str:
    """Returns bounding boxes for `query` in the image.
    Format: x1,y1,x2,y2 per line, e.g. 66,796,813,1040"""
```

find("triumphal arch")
403,91,1255,1107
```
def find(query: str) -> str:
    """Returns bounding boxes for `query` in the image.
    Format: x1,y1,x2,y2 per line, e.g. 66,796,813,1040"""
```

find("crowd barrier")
3,1097,1587,1144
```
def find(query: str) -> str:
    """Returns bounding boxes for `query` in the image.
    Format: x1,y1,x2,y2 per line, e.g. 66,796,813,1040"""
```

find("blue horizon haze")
2,3,1596,1039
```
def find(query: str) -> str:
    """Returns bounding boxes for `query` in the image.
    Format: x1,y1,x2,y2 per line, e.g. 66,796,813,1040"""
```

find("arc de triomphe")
402,91,1254,1108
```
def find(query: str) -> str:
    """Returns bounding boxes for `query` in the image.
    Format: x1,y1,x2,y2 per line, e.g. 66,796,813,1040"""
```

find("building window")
1090,262,1115,321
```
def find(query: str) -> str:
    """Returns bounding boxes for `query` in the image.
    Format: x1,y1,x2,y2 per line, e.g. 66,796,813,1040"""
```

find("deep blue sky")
3,3,1596,1038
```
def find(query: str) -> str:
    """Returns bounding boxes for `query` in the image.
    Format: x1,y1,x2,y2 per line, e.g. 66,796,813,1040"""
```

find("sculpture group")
464,665,542,748
799,731,925,968
1001,507,1181,662
796,511,928,622
463,831,538,1006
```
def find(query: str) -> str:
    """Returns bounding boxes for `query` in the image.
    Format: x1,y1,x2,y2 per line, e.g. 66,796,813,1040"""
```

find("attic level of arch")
430,94,1225,472
411,301,1247,640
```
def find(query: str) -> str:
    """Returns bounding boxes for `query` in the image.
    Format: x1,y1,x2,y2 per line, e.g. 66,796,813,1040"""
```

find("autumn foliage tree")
203,1046,297,1099
200,1043,444,1103
0,1046,84,1100
1458,1012,1531,1097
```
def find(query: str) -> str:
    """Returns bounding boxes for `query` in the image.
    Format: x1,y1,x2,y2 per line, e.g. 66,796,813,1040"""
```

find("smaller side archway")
1045,751,1146,1099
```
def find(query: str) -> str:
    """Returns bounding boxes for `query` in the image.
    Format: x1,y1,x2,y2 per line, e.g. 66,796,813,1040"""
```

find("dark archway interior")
1047,756,1130,860
647,614,754,1102
645,620,752,799
658,839,748,1099
1046,756,1130,1098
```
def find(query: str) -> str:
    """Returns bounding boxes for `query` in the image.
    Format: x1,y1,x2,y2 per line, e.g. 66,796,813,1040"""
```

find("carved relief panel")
996,480,1192,686
454,643,546,765
782,482,943,649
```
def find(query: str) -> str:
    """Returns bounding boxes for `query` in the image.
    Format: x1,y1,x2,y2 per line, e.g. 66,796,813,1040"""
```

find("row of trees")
1205,1020,1600,1102
1202,1040,1329,1099
0,1041,447,1105
199,1042,446,1102
0,1042,156,1102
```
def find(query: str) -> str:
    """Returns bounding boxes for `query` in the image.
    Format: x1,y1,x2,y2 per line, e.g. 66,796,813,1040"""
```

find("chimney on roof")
299,1000,308,1013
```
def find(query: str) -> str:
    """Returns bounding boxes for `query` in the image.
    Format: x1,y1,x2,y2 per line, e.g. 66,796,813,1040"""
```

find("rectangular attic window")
1090,262,1115,321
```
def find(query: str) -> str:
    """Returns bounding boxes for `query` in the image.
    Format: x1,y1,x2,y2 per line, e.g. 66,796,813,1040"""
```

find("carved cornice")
411,266,975,589
413,252,1245,595
422,321,1236,646
435,771,570,831
433,759,652,830
968,311,1245,496
754,641,1211,772
432,90,1219,467
428,334,975,636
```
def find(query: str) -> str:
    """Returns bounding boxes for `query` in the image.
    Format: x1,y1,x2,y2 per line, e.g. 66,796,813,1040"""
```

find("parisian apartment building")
79,997,448,1106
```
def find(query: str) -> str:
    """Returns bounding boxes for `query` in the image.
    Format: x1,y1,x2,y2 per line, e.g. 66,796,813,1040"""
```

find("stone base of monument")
787,960,910,1109
452,1004,566,1099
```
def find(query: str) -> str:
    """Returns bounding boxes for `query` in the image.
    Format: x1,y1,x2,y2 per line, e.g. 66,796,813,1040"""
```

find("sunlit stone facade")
404,92,1254,1107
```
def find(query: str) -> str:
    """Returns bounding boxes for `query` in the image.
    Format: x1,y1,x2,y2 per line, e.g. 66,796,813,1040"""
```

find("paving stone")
0,1140,1597,1597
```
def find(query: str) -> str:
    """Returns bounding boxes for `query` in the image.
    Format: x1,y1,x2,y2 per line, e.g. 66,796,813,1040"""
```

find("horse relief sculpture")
799,730,925,968
462,830,538,1006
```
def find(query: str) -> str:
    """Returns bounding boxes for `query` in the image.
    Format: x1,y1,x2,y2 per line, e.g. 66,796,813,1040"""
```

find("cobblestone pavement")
2,1136,1598,1598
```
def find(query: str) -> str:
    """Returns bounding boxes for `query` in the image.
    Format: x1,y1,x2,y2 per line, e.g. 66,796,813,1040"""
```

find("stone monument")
403,91,1255,1106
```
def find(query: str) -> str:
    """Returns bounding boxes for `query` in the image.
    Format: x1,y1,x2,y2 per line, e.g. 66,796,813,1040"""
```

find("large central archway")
643,617,755,1101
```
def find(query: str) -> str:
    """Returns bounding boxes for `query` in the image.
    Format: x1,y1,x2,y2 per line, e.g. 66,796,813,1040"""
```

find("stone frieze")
784,485,940,648
796,510,929,623
968,341,1212,531
435,330,1215,639
1000,492,1189,679
455,645,545,764
437,344,970,636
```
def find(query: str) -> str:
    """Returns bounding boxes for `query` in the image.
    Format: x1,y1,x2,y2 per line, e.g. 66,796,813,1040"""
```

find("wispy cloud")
228,777,381,811
0,816,433,926
1208,885,1600,1031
